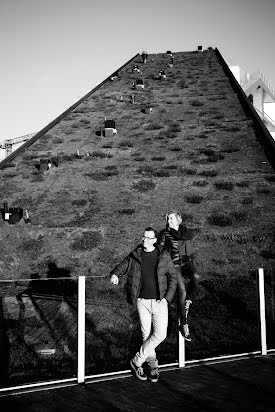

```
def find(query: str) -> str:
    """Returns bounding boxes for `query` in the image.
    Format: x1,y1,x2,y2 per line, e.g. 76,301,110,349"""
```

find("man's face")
167,213,179,228
142,230,156,251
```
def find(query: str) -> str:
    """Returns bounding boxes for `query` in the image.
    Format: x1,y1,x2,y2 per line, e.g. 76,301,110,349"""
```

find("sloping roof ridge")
244,77,275,101
0,52,140,170
243,77,266,93
250,70,275,91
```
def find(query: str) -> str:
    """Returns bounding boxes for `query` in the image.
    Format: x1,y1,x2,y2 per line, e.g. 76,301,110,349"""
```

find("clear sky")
0,0,275,142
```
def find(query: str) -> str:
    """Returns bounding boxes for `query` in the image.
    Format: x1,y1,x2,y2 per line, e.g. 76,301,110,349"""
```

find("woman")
157,211,200,341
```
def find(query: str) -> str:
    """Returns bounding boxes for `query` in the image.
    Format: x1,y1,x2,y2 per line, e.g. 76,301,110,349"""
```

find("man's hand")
110,274,119,285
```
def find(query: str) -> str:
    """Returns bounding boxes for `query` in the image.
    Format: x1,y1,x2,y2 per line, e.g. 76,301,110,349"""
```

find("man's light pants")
133,298,168,368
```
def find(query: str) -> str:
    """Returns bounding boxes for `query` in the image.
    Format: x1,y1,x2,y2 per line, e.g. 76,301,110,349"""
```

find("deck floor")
1,355,275,411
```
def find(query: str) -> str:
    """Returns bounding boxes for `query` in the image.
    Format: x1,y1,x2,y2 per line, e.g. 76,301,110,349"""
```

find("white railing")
254,106,275,127
77,275,86,383
263,112,275,128
259,268,267,355
0,268,273,395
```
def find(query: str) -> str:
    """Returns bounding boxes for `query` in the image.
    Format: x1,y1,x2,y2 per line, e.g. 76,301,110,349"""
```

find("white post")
258,268,267,355
77,275,86,383
178,319,185,367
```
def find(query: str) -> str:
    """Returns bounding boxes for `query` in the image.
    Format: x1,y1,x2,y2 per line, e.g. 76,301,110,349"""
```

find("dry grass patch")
193,180,208,187
199,170,219,177
214,180,234,191
132,179,156,192
70,231,102,250
185,194,204,204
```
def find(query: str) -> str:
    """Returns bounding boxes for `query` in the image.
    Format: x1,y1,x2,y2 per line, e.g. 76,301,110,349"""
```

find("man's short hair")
144,226,158,238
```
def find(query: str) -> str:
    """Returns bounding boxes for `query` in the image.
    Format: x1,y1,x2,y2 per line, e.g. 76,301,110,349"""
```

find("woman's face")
167,213,179,228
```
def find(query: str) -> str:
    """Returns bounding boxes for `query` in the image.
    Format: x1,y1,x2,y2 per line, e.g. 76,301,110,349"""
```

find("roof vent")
168,56,174,67
142,107,153,114
76,149,82,159
39,157,59,170
132,65,141,73
2,203,23,224
105,120,116,129
110,71,119,81
39,159,50,171
142,51,148,63
52,156,60,167
9,207,24,224
24,209,31,224
104,119,117,137
159,70,166,80
3,202,9,221
133,79,144,90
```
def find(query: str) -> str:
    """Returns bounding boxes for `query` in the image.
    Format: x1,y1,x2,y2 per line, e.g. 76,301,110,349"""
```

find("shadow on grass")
24,262,77,298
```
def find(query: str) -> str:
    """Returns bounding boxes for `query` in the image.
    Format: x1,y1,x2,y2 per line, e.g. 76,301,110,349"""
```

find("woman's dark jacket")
157,224,194,268
110,245,177,305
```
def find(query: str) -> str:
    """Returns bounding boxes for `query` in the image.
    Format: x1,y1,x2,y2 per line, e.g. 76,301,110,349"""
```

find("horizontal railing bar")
185,351,261,366
16,293,127,307
0,275,105,282
84,351,269,385
0,378,77,396
4,349,273,398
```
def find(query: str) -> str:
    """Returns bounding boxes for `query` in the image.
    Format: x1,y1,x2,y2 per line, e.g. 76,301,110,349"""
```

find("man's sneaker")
184,299,192,320
148,369,159,383
130,359,147,381
179,323,192,342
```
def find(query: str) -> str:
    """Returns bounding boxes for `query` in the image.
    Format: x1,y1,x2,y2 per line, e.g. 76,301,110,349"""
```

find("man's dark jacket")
110,245,177,305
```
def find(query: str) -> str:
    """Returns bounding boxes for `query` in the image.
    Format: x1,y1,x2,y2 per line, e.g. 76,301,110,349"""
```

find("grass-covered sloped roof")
0,48,275,282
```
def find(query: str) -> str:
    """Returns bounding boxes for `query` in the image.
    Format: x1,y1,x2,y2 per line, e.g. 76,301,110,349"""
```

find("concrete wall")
229,65,250,86
0,141,28,161
253,87,264,116
265,102,275,120
217,49,275,170
0,149,5,161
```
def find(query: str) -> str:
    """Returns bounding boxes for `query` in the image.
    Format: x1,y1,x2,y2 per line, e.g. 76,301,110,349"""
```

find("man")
110,227,177,383
158,211,200,342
